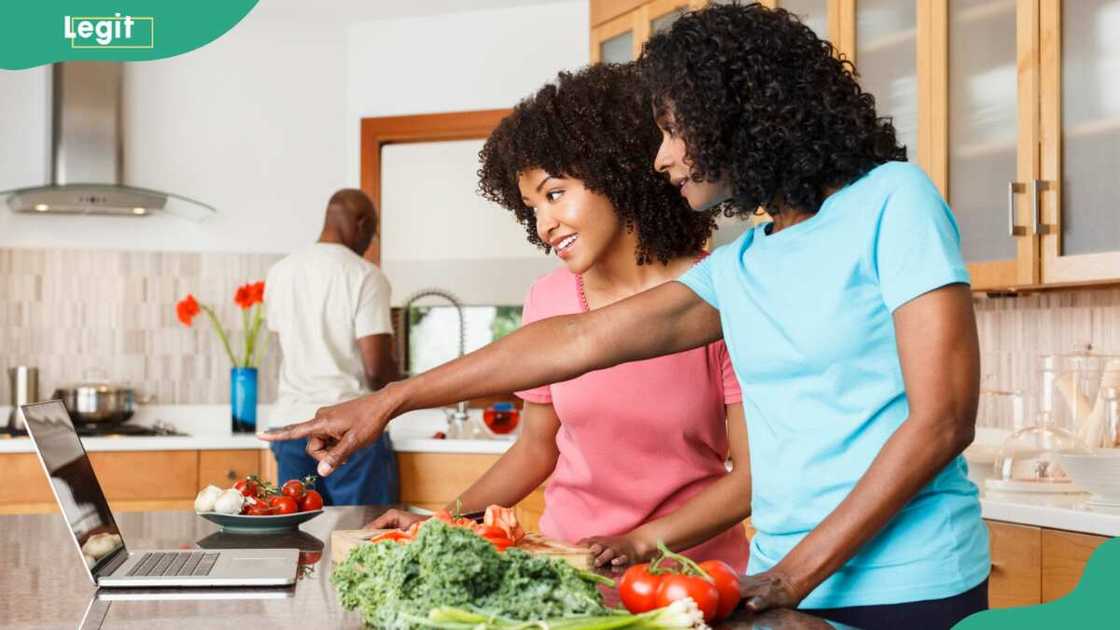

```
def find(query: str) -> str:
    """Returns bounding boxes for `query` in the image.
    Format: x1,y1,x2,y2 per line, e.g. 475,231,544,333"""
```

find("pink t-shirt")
515,266,749,573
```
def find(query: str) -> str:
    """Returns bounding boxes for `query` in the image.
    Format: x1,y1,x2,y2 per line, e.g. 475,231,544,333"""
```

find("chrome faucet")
400,288,471,436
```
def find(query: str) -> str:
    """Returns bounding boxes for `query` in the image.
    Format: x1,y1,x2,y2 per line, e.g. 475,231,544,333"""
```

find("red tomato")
370,531,412,544
698,560,742,620
269,495,299,515
298,550,323,565
487,537,513,552
281,480,305,499
474,525,507,539
300,490,323,511
655,574,721,622
618,564,663,614
247,502,273,516
233,478,258,497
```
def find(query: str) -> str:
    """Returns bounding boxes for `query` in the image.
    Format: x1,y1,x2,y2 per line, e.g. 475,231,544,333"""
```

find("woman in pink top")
371,63,749,572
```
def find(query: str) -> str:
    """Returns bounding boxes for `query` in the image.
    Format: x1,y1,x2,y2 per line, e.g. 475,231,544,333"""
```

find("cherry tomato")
655,574,721,623
300,490,324,511
618,563,663,614
233,478,258,497
269,495,299,515
699,559,742,620
282,480,305,499
247,502,274,516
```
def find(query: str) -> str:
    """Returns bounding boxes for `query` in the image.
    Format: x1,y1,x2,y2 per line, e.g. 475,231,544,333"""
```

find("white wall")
379,139,559,305
0,0,588,261
349,2,587,304
0,12,349,253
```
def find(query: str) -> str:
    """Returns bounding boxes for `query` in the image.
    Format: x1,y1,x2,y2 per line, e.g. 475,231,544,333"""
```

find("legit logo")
64,13,154,48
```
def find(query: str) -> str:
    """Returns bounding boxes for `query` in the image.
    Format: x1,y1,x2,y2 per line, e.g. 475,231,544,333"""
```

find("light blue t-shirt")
678,162,989,608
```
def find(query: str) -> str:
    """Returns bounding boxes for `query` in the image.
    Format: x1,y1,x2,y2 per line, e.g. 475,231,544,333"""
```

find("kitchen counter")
1,507,836,630
980,491,1120,537
0,405,515,455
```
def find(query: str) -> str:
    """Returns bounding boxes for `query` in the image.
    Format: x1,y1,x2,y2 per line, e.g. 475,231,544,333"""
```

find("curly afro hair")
477,62,714,265
638,1,906,217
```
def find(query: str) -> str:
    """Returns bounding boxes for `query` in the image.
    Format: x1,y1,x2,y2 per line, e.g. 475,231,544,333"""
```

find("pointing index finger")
257,418,320,441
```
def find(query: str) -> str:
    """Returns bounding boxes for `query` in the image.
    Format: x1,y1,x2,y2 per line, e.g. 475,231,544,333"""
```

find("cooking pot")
53,373,148,425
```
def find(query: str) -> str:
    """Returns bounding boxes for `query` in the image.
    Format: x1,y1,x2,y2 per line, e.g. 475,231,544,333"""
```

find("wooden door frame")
359,109,512,264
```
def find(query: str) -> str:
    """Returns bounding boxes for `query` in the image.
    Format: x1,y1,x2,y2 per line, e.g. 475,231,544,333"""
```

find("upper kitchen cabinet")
927,0,1120,290
590,0,1120,290
590,0,711,63
1038,0,1120,284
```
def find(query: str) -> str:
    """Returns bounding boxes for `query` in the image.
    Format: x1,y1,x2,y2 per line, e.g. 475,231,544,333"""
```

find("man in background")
265,189,399,505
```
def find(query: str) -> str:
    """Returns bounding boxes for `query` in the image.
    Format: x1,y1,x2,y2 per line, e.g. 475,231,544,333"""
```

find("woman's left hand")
578,533,655,568
739,569,804,613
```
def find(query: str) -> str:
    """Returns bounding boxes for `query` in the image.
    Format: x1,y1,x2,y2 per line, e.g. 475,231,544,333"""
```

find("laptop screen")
22,400,126,579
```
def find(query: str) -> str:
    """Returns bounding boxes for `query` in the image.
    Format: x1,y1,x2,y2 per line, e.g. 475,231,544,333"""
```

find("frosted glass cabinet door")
1053,0,1120,258
600,30,634,63
948,0,1021,265
856,0,918,161
776,0,829,39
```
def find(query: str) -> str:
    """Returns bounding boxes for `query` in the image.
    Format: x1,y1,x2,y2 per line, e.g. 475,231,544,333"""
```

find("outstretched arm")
262,281,722,476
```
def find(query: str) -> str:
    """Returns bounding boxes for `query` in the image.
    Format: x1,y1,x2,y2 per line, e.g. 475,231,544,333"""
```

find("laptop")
22,400,298,587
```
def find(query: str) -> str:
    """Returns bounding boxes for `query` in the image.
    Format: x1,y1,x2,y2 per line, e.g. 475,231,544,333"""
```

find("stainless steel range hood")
2,62,216,220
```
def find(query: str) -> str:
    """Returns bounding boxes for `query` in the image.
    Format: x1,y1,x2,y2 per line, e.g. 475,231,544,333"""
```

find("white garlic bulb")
212,488,245,515
194,485,224,513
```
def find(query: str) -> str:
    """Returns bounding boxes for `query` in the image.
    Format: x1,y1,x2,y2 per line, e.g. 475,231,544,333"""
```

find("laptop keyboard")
126,552,219,577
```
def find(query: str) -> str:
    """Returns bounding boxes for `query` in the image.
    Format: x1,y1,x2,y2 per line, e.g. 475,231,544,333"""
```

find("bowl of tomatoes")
194,476,325,534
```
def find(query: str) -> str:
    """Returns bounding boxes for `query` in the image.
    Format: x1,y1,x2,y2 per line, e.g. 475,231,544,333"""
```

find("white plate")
984,479,1086,494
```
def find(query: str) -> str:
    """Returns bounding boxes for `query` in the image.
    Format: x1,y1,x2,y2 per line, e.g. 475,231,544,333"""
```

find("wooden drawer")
987,520,1042,608
89,451,198,500
2,451,198,502
1,450,198,514
2,453,57,505
397,452,547,531
1041,529,1109,602
198,449,262,489
397,452,501,504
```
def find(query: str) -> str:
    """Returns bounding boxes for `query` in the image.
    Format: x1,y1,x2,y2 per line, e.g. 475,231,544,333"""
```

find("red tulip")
176,295,200,327
249,281,265,306
234,284,254,310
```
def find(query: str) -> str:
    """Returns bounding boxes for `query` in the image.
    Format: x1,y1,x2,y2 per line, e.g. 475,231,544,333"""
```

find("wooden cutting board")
331,529,592,570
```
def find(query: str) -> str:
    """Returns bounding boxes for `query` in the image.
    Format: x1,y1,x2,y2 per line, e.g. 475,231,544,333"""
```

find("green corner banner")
0,1,258,70
957,537,1119,629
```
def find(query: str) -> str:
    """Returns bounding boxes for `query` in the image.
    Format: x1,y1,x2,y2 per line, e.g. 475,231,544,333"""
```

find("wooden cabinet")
198,449,265,489
590,0,709,64
0,449,273,514
396,452,547,532
1041,528,1109,602
986,519,1111,608
591,0,1120,290
987,520,1043,607
888,0,1120,289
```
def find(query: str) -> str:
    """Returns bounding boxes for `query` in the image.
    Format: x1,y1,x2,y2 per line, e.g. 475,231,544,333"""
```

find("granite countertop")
2,507,836,630
4,406,1118,537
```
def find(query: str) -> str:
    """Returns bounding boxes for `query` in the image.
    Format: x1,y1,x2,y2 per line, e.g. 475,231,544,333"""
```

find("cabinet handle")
1008,182,1027,237
1031,179,1053,235
226,469,238,481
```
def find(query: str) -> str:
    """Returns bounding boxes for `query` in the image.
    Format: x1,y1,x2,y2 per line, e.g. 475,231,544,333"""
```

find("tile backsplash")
974,288,1120,428
0,247,282,405
1,247,1119,418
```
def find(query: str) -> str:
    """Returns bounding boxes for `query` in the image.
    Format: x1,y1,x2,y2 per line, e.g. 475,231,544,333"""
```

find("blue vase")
230,367,258,433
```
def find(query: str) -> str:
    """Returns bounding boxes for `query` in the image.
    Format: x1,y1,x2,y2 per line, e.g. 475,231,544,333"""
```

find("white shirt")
265,243,392,427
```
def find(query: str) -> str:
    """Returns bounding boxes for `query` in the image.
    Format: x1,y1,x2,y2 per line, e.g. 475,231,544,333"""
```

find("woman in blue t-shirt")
263,4,988,628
